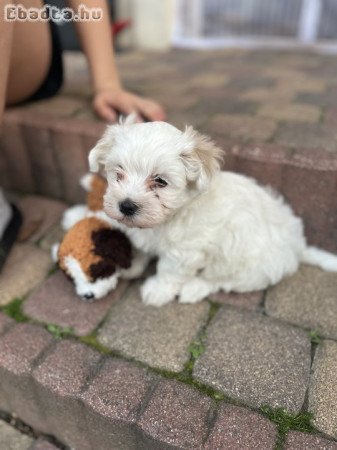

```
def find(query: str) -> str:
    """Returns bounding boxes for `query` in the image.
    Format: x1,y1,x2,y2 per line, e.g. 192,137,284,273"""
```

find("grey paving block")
137,379,212,449
0,312,13,335
266,266,337,340
97,283,210,372
0,323,54,432
0,420,33,450
31,438,61,450
284,431,337,449
0,243,52,306
204,404,277,450
81,358,156,450
193,307,311,413
309,340,337,439
32,340,102,450
24,271,129,336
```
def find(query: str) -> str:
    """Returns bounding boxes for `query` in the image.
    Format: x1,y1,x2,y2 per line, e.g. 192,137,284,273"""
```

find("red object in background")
112,20,131,36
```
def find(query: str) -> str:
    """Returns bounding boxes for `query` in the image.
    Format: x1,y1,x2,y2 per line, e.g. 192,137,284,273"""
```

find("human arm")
68,0,166,122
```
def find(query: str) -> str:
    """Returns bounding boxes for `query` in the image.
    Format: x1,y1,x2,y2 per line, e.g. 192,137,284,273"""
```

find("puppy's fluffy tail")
301,246,337,272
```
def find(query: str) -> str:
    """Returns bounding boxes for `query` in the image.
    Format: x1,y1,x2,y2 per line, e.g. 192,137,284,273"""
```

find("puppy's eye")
154,176,167,187
116,171,124,182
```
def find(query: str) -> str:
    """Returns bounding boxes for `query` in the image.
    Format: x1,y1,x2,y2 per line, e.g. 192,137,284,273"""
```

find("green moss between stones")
149,364,229,402
47,264,58,277
79,331,112,354
1,298,29,322
309,330,322,345
45,324,74,340
0,296,321,448
260,406,315,449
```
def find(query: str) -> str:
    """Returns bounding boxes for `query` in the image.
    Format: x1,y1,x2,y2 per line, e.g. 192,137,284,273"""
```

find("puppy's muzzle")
119,199,139,216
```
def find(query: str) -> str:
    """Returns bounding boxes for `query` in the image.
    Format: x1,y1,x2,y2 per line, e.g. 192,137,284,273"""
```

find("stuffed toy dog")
52,174,133,301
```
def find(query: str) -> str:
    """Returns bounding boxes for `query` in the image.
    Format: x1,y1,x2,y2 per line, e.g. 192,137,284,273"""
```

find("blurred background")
52,0,337,52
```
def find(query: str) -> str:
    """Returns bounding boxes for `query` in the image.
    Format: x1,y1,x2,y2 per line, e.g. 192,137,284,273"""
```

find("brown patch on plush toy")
90,228,132,279
58,216,133,283
87,175,107,211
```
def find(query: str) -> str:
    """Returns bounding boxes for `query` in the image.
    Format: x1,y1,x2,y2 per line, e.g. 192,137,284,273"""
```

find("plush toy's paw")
141,276,176,307
179,278,213,304
51,243,60,263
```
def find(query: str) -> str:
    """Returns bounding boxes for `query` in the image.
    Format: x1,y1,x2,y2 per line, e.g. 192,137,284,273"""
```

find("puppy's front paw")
141,277,176,307
179,278,212,304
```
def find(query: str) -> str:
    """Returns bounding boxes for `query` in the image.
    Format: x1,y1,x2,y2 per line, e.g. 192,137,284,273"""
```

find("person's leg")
0,0,52,270
5,0,52,105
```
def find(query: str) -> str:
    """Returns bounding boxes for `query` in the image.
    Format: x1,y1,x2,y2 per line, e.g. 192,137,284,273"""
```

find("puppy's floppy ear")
181,127,223,191
88,125,117,173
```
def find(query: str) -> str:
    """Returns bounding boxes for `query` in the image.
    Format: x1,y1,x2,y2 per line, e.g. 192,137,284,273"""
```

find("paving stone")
23,271,129,336
190,72,230,88
279,78,327,93
17,195,67,243
257,103,321,123
0,420,33,450
0,244,52,306
266,266,337,340
222,143,291,191
23,96,87,118
227,76,275,91
0,323,53,432
241,87,296,102
33,340,102,450
209,290,263,310
324,108,337,130
192,97,257,116
309,340,337,439
207,114,277,142
279,149,337,253
97,283,210,372
284,431,337,449
0,313,14,411
264,67,310,83
274,123,337,153
194,307,311,413
204,404,277,450
0,312,14,334
31,437,61,450
296,90,337,108
138,379,212,449
81,358,156,450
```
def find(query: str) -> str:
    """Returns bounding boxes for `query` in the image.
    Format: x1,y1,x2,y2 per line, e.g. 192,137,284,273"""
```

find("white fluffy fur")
64,255,118,299
89,120,337,306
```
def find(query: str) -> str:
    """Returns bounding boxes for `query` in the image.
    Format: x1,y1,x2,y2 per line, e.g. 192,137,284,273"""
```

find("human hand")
93,87,166,123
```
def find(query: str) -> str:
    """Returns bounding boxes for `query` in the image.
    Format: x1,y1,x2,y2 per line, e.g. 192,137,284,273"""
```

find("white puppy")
88,119,337,306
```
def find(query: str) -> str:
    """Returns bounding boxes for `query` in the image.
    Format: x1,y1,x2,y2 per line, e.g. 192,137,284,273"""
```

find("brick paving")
266,266,337,340
0,420,33,449
0,48,337,448
193,307,311,413
97,283,210,371
309,340,337,440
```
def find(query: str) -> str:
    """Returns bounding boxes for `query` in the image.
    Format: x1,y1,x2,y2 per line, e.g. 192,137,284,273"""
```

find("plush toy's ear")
88,125,117,173
181,127,223,191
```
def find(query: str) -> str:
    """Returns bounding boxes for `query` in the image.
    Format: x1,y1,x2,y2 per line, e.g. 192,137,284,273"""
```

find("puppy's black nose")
119,199,139,216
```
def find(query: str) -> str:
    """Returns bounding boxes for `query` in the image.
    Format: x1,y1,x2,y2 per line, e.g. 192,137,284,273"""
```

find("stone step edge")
0,315,281,449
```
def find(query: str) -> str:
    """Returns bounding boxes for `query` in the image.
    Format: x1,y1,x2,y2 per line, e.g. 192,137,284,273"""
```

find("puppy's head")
89,119,223,228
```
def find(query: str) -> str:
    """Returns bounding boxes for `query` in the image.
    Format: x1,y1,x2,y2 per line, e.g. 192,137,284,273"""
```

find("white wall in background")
115,0,175,50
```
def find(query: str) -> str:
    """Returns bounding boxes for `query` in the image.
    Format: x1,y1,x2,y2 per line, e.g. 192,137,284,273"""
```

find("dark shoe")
0,204,23,272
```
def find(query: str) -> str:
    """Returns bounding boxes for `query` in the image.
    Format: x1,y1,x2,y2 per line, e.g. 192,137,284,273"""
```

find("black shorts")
28,18,63,102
